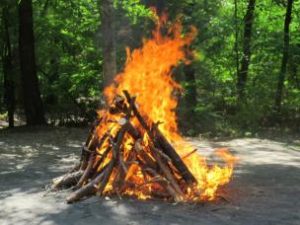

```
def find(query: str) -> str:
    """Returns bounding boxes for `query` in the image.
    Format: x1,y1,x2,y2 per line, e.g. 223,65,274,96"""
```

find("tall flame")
96,15,236,201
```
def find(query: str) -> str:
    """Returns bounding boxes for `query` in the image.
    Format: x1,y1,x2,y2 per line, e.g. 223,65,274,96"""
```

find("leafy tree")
0,0,298,133
100,0,117,88
237,0,256,101
19,0,45,125
1,3,15,127
274,0,294,112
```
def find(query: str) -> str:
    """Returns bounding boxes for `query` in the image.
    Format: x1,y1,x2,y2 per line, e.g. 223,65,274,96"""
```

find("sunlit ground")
0,127,299,225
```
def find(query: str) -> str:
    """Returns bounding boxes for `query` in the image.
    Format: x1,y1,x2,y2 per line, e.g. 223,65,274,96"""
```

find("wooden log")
80,132,108,170
152,146,172,162
123,90,196,185
148,146,184,200
85,118,102,146
113,163,126,195
113,146,138,194
134,139,157,170
79,118,102,166
97,119,130,195
96,157,116,195
63,90,200,202
90,99,135,197
51,170,84,190
80,138,97,170
119,151,128,173
89,146,111,179
152,127,196,184
66,167,107,204
127,122,141,139
67,120,129,203
142,165,181,201
76,153,96,187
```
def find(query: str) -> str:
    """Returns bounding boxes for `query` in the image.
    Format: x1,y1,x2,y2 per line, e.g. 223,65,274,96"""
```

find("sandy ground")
0,127,299,225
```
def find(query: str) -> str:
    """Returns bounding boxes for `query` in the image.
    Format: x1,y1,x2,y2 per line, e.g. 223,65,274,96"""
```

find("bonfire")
51,14,236,203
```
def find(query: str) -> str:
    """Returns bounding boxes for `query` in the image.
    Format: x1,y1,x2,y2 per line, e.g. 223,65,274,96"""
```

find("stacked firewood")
51,90,197,203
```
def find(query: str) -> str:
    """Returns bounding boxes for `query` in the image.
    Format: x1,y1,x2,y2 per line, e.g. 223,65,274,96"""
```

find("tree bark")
100,0,117,88
183,64,197,129
234,0,240,80
2,7,15,128
274,0,294,112
19,0,46,125
236,0,256,101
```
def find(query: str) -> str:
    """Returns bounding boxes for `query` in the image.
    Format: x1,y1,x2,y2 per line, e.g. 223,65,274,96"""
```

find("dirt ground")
0,127,299,225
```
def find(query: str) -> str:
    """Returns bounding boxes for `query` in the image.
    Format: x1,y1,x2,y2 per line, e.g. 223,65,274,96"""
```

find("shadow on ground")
0,127,299,225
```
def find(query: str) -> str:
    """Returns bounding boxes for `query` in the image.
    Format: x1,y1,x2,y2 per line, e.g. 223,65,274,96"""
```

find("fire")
93,15,236,201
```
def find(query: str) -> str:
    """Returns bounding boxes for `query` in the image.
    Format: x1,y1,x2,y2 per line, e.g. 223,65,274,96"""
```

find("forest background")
0,0,299,137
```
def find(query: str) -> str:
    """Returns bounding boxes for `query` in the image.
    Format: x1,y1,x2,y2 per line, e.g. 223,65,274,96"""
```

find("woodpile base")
50,90,197,203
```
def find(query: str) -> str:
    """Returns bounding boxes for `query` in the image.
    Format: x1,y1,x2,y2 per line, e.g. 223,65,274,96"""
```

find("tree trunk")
100,0,117,88
2,7,15,128
274,0,294,112
19,0,45,125
183,64,197,131
236,0,256,101
234,0,240,79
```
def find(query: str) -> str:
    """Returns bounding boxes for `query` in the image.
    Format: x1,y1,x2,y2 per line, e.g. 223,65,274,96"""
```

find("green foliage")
175,0,300,136
115,0,153,24
0,0,299,133
30,0,103,122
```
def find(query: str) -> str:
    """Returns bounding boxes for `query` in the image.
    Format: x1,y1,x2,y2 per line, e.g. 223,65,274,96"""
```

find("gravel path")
0,127,299,225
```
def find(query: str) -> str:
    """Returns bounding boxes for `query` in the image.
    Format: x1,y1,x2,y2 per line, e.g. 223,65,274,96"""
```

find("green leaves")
1,0,299,130
116,0,152,24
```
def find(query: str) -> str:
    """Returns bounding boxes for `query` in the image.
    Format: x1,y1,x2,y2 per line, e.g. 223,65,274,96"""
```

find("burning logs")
50,90,197,203
49,16,237,203
123,90,196,185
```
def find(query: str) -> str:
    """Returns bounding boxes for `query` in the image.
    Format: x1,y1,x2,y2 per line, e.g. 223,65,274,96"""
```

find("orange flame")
95,14,236,201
